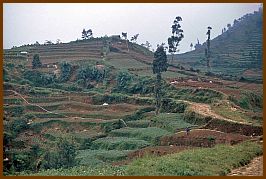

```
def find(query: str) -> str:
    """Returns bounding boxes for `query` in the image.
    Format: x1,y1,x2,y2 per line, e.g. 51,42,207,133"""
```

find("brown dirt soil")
202,118,263,136
128,146,194,159
227,156,263,176
242,69,262,77
160,129,253,147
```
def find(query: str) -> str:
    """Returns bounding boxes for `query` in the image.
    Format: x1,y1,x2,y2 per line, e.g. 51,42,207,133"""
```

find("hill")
171,8,262,82
3,12,263,176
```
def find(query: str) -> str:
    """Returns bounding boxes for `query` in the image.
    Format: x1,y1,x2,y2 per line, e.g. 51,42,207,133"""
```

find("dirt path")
227,156,263,176
177,99,249,125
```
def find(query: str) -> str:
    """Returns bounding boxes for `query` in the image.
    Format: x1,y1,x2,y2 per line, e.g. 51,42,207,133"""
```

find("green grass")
91,137,150,150
167,88,226,104
4,98,24,105
149,113,197,132
16,165,126,176
125,141,263,176
77,149,133,166
126,120,150,128
211,103,261,125
26,97,69,103
109,127,171,144
106,58,149,69
162,71,188,78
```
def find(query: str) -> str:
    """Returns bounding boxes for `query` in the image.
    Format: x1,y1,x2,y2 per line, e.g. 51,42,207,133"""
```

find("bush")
116,71,133,91
160,98,188,113
10,118,29,135
41,138,78,169
32,54,42,69
23,70,55,87
4,106,25,117
59,62,72,82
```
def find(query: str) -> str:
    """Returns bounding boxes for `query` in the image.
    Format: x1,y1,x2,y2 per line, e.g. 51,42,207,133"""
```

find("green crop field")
109,127,171,144
91,137,150,150
149,113,197,132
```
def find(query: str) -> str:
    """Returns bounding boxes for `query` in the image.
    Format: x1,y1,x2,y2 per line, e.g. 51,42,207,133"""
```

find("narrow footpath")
227,156,263,176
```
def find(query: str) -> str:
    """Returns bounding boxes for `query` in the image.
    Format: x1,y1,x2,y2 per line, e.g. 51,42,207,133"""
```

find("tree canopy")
153,46,168,74
32,54,42,69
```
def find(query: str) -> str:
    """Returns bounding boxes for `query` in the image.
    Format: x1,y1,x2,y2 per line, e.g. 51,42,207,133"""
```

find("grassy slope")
125,141,262,176
16,141,262,176
172,9,262,78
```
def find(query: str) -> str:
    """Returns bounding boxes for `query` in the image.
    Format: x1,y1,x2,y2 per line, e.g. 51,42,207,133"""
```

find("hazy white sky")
3,3,261,53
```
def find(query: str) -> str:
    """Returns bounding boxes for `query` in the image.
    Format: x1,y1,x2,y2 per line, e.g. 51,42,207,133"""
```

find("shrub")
32,54,42,69
4,106,25,117
41,138,78,169
59,62,72,82
160,98,188,113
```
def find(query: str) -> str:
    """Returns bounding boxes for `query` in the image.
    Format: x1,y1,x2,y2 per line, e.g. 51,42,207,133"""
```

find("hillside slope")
172,8,262,80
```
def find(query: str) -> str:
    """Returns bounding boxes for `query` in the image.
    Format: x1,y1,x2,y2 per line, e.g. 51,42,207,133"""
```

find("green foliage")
160,98,188,113
59,62,72,82
114,76,156,94
10,119,29,134
18,165,126,176
125,141,263,176
168,88,225,104
4,106,25,117
127,120,150,128
168,16,184,55
23,70,55,87
183,109,212,125
77,149,133,166
4,98,24,105
116,71,133,91
110,127,170,145
91,137,150,150
229,91,262,111
76,64,107,87
153,46,168,74
32,54,42,69
149,113,196,132
42,138,78,169
123,107,155,122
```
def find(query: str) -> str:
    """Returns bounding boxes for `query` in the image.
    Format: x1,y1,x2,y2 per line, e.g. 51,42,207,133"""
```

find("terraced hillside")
3,9,263,176
172,8,262,81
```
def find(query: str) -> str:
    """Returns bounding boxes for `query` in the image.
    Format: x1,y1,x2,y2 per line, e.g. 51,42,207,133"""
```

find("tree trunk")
155,72,162,115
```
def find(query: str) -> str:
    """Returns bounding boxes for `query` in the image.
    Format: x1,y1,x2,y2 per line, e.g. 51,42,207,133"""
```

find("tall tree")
168,16,184,64
153,45,168,115
121,32,129,51
56,39,61,44
145,41,152,50
44,40,53,45
60,62,72,82
82,29,93,39
87,29,93,38
130,34,139,43
81,29,87,39
32,54,42,69
205,26,212,71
